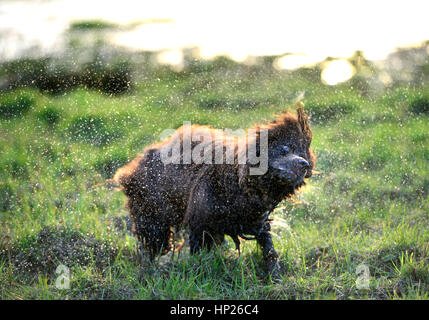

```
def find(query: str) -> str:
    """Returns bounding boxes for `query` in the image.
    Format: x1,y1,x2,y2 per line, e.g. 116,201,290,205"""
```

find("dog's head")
241,104,315,190
268,105,315,188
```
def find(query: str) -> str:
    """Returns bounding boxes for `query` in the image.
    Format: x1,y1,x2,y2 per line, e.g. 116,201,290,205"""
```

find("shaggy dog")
113,104,315,273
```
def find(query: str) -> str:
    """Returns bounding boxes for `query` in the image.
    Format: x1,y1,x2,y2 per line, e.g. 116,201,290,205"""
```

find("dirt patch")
0,226,121,281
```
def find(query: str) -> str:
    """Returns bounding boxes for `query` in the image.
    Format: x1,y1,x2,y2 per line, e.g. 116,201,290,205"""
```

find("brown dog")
113,104,315,273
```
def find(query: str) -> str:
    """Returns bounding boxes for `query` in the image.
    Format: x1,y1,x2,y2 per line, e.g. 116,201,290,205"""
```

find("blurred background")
1,0,428,89
1,0,428,300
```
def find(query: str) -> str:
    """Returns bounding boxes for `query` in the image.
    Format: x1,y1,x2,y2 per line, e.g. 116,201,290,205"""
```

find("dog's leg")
231,235,241,255
189,227,215,254
186,176,219,255
255,230,283,277
189,229,202,254
136,239,153,266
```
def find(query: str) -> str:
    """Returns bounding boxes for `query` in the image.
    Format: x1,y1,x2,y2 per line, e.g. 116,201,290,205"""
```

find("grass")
0,64,428,300
69,20,119,32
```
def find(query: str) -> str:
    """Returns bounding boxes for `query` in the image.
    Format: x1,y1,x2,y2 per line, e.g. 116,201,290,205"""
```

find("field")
0,57,428,300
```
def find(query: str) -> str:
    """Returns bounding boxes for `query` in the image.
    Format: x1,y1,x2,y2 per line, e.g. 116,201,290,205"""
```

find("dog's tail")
112,154,145,193
90,155,143,192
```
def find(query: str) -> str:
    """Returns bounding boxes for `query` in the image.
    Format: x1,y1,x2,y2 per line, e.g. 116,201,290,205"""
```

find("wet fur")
114,107,315,272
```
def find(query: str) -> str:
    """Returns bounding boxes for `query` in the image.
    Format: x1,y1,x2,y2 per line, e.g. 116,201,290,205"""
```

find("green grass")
0,68,428,300
69,20,119,31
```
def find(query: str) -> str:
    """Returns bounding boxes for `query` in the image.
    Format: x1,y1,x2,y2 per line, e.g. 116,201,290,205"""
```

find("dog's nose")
296,159,310,172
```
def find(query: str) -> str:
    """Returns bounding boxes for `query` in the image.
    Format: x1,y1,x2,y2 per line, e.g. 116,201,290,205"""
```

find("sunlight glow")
157,49,184,71
274,54,325,70
321,59,356,85
0,0,428,65
274,54,318,70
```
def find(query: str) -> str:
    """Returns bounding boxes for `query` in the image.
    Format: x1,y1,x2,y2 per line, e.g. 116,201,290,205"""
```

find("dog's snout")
297,158,310,170
296,158,312,178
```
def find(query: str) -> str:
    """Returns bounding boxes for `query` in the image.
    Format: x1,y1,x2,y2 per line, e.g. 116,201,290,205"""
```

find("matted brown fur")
113,105,315,272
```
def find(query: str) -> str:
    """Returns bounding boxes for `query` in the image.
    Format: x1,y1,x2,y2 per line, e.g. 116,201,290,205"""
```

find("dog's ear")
113,155,142,194
297,101,312,143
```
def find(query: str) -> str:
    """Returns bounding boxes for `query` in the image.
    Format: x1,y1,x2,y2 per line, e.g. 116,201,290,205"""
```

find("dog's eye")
282,146,290,154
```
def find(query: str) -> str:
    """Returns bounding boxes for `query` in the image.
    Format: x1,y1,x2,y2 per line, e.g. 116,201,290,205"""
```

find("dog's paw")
136,242,153,265
266,258,285,281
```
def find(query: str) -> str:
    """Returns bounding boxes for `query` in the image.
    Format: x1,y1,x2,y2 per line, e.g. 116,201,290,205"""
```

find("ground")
0,63,428,299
